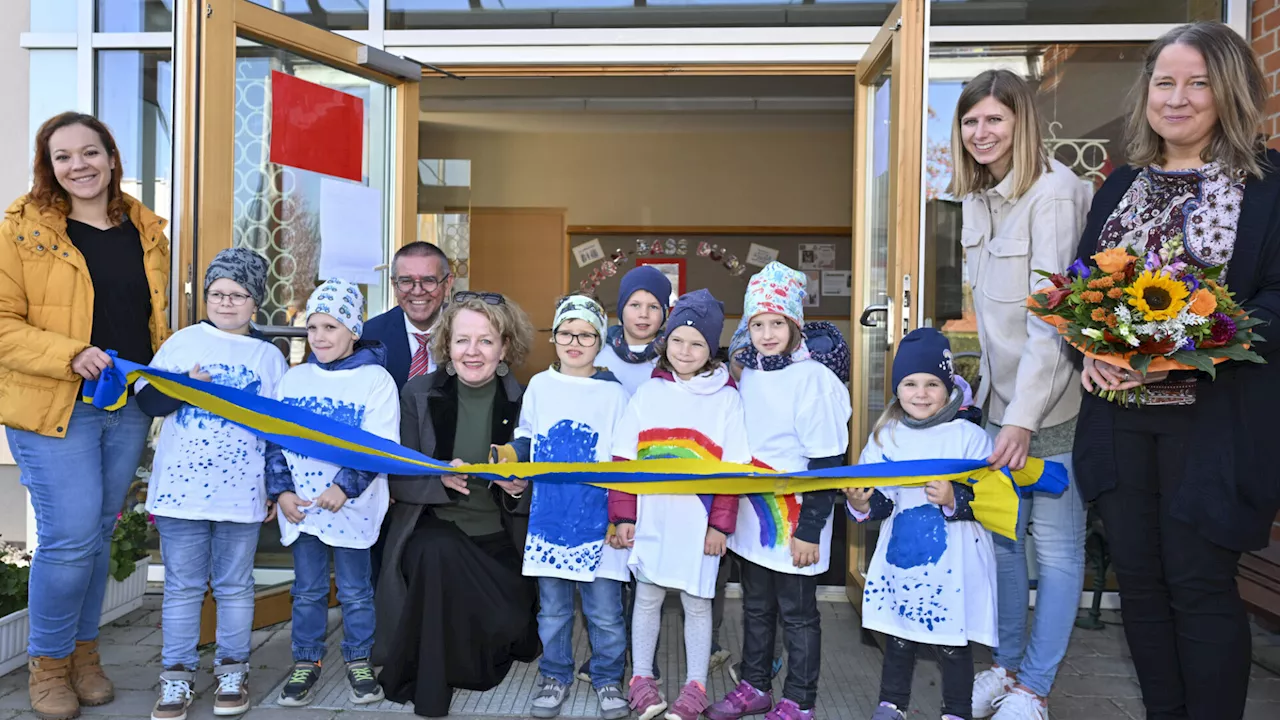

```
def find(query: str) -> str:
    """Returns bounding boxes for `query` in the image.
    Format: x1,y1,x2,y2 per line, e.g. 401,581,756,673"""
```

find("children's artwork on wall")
635,258,685,306
572,238,605,268
804,271,821,308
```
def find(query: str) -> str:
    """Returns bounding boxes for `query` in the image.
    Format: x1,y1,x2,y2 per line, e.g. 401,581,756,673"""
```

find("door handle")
859,304,889,327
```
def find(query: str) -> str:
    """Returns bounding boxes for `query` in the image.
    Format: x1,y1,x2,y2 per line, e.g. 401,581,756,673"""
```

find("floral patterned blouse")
1096,162,1246,405
1097,161,1245,272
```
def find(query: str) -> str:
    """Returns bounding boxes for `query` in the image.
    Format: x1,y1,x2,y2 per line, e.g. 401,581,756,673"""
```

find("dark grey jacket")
371,369,529,664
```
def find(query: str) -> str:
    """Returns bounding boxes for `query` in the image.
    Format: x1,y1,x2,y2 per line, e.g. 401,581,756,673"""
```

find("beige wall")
420,113,853,228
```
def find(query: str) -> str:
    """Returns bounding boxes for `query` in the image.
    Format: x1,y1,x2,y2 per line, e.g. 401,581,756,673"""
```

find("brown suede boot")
27,655,81,720
69,640,114,707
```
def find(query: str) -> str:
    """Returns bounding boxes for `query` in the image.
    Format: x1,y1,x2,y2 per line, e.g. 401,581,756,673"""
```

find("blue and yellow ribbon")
84,357,1066,540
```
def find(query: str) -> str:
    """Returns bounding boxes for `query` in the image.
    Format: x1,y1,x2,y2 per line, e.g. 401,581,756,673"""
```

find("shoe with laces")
991,687,1048,720
705,680,773,720
628,676,667,720
597,683,630,720
870,701,906,720
972,666,1014,718
212,661,250,716
151,668,194,720
530,676,570,718
346,660,384,705
764,698,814,720
663,681,709,720
277,661,321,707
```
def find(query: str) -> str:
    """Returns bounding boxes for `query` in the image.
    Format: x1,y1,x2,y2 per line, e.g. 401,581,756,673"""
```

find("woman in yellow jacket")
0,112,169,720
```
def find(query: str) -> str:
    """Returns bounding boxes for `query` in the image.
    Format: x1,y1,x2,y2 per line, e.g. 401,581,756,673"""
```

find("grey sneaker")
531,675,571,718
151,668,194,720
212,661,250,716
597,683,630,720
871,701,906,720
346,660,384,705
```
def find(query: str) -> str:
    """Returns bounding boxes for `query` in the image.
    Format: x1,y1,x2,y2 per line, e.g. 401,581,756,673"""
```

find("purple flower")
1179,337,1196,352
1067,258,1090,278
1209,312,1237,345
1184,273,1200,293
1145,251,1162,271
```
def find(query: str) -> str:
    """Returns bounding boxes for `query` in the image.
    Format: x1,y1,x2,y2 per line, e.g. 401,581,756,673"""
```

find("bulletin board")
566,228,853,319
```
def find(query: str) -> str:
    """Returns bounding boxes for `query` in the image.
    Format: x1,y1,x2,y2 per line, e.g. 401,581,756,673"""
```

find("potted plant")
0,539,31,675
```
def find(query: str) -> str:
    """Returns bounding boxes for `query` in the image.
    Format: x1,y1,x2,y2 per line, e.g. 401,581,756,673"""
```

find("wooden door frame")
177,0,419,326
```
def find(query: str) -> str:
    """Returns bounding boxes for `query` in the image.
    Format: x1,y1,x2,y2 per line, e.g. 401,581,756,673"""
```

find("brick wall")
1254,0,1280,150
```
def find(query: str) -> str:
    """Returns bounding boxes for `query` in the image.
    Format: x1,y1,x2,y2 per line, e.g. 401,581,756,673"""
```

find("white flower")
1082,328,1104,340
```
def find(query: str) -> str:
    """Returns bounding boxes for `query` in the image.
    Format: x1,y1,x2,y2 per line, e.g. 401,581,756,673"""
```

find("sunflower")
1125,270,1190,321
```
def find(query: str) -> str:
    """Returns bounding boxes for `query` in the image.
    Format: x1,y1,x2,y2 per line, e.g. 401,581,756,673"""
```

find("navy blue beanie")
664,289,725,351
892,327,955,393
618,265,673,322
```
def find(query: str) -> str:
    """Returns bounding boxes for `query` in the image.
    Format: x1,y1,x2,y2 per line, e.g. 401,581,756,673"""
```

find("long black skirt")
378,514,541,717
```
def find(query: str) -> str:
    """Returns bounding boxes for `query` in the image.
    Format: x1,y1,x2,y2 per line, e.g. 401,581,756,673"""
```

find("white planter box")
0,609,30,676
100,558,150,627
0,558,148,677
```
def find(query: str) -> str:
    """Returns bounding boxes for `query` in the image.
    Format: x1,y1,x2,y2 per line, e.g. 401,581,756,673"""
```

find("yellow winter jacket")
0,194,170,437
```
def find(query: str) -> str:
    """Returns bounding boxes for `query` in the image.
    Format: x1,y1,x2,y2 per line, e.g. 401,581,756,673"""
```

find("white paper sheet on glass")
319,179,383,285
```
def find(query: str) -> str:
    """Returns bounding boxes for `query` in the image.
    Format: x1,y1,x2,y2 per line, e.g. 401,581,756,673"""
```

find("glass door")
847,0,927,599
175,0,421,583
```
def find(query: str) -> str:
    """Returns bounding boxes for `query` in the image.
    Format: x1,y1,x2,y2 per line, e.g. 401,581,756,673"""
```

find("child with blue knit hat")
609,289,749,720
264,279,400,709
844,327,998,720
708,262,851,720
596,265,673,394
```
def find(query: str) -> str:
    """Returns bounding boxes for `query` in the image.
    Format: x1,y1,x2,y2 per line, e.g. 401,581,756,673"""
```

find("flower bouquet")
1028,238,1266,406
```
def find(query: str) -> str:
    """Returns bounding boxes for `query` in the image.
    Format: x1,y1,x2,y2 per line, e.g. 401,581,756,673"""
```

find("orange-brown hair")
31,112,128,223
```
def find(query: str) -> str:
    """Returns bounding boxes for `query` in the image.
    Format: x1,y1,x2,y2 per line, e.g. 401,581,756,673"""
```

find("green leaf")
1170,350,1218,378
1129,354,1153,374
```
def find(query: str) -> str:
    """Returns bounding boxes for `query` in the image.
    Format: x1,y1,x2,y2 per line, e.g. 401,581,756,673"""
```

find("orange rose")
1092,247,1136,275
1189,288,1217,316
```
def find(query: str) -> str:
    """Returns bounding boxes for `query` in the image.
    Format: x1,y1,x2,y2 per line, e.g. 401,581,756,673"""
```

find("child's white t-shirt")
857,420,998,648
139,323,288,524
274,362,399,550
595,343,657,395
729,360,851,575
519,369,632,582
612,368,751,598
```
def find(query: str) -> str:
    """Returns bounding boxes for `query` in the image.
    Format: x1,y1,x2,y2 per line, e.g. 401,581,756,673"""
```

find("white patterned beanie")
306,279,365,338
729,261,808,357
554,294,608,338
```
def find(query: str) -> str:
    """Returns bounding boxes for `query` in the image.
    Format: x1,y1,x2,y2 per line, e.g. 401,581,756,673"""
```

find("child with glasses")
137,249,288,720
489,294,633,720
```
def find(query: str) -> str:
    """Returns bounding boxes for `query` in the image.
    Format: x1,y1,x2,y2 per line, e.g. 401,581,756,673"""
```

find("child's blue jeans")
537,576,626,687
290,532,376,663
155,517,260,669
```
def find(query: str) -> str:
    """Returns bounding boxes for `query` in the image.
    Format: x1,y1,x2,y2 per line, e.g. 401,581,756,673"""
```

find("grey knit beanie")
205,248,269,307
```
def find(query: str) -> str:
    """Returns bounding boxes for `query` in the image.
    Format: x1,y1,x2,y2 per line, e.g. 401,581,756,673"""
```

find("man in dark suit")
363,241,454,389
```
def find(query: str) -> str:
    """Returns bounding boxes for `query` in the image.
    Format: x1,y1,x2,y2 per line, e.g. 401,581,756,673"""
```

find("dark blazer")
371,368,529,664
1072,150,1280,552
362,306,414,389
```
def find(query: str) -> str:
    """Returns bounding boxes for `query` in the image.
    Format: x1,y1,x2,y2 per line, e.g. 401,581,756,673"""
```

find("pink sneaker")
663,681,709,720
764,698,815,720
628,676,667,720
705,681,773,720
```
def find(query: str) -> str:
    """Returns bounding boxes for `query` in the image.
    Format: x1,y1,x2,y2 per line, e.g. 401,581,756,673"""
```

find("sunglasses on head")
453,291,506,306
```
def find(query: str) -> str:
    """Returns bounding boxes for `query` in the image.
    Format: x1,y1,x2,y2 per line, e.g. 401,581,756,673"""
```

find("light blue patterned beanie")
305,279,365,338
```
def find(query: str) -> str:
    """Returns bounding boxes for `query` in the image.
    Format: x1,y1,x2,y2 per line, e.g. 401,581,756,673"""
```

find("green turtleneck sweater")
433,378,503,537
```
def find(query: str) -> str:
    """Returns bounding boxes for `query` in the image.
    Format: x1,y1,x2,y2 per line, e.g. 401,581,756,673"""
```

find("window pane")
29,51,79,174
96,50,174,220
389,0,895,29
96,0,174,33
923,43,1147,379
931,0,1223,26
30,0,78,32
246,0,369,31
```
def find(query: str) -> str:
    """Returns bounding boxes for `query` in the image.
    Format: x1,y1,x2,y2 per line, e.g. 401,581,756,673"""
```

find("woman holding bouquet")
1072,22,1280,720
950,70,1092,720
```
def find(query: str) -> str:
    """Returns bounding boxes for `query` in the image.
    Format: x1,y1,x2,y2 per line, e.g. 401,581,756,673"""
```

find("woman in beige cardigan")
950,70,1091,720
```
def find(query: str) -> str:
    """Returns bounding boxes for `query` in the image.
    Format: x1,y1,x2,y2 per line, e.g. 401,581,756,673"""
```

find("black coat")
1072,150,1280,552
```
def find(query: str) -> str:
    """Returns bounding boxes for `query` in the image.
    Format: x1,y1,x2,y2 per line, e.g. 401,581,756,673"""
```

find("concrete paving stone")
1246,699,1280,720
1042,696,1133,719
97,641,161,666
103,663,160,691
1051,673,1143,699
75,689,164,716
1107,696,1146,719
109,607,162,629
238,708,342,720
1061,654,1138,678
1247,676,1280,702
0,673,27,702
97,624,159,648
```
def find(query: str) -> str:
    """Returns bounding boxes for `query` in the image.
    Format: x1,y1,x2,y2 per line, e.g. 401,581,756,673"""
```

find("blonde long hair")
948,69,1050,200
871,401,906,446
1125,22,1267,178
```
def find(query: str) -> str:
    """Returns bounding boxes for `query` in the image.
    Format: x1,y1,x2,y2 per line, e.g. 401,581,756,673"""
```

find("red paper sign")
269,71,364,181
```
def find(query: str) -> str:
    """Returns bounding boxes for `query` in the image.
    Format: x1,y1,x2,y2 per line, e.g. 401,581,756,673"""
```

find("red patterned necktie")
409,333,431,379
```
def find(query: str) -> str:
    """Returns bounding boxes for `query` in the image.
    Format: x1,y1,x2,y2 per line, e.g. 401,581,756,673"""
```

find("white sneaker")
991,687,1048,720
972,666,1014,718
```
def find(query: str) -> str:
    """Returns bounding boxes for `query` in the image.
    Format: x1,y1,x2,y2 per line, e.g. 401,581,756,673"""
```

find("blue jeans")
537,576,626,687
992,450,1087,697
6,401,151,658
290,532,375,663
155,516,260,668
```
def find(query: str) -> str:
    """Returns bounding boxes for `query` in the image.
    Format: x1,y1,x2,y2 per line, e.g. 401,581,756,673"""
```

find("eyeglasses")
453,291,506,306
206,291,252,306
553,330,599,347
394,274,450,293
